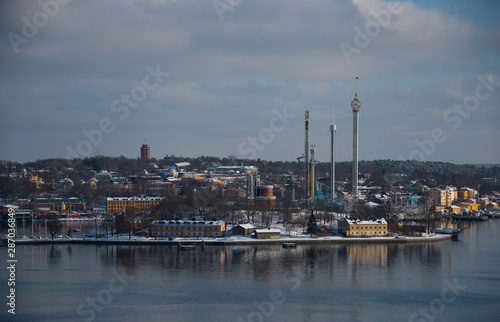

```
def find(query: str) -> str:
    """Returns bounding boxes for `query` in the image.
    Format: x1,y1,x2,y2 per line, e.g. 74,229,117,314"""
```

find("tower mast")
351,77,361,200
330,104,336,199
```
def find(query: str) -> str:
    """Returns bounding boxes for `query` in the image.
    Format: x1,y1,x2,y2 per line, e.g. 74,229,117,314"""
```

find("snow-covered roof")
153,220,224,226
339,218,387,225
107,196,163,201
1,204,19,209
255,229,281,234
236,224,255,230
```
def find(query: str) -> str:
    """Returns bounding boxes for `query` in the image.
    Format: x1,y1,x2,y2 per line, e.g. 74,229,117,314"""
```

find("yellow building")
254,229,281,239
429,188,451,207
457,189,469,200
446,186,457,202
106,196,162,213
151,220,226,238
486,203,498,209
457,187,478,201
458,203,481,212
338,218,388,237
28,175,44,188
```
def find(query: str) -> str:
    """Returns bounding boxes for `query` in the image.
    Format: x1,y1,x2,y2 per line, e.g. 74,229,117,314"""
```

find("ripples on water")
1,221,499,321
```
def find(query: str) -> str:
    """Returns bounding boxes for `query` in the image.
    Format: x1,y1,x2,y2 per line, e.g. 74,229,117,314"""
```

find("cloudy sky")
1,0,499,164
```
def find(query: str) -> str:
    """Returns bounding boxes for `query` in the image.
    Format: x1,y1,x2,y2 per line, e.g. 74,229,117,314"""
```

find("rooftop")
339,218,387,225
153,220,224,226
106,196,163,201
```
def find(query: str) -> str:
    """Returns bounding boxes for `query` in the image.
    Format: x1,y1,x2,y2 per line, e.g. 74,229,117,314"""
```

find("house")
486,202,498,209
151,220,226,238
254,228,281,239
232,224,256,236
338,218,388,237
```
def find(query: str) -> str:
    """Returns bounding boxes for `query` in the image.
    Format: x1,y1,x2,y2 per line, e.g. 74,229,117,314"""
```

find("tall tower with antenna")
330,104,336,199
351,77,361,200
304,110,310,199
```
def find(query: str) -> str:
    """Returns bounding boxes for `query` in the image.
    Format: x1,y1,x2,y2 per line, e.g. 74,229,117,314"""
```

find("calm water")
1,220,499,322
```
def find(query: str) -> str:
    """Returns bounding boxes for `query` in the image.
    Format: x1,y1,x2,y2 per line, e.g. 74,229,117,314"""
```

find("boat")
435,228,460,239
452,214,488,222
282,243,296,248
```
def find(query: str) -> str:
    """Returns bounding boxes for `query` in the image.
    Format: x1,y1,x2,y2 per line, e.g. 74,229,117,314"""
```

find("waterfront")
1,220,500,321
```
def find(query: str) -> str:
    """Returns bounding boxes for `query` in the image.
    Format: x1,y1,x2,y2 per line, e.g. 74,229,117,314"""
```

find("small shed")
254,228,281,239
232,224,256,236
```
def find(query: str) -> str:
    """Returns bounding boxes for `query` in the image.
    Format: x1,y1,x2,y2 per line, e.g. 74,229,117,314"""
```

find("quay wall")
3,234,452,247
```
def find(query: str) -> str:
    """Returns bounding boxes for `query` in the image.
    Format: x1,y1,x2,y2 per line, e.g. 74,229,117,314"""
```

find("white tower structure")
330,104,336,199
351,77,361,200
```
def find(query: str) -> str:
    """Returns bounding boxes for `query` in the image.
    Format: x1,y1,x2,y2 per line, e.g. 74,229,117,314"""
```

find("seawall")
4,234,452,247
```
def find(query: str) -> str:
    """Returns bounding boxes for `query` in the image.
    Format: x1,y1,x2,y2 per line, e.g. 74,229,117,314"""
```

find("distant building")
151,220,226,238
0,204,19,216
338,218,387,237
429,188,451,207
481,178,496,185
141,144,150,161
21,198,86,212
95,170,112,181
232,224,256,236
205,166,258,176
57,177,74,191
446,186,457,202
106,196,162,213
255,185,277,208
486,203,498,209
457,187,478,201
457,202,480,212
254,228,281,239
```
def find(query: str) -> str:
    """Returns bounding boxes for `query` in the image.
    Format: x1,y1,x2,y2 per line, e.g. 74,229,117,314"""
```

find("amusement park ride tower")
351,77,361,200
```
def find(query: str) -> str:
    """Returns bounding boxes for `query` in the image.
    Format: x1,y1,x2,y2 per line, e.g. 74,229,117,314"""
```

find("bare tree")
47,214,62,239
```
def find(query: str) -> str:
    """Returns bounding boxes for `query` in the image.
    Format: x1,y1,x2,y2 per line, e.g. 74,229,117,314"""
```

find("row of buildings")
148,218,388,239
428,186,499,212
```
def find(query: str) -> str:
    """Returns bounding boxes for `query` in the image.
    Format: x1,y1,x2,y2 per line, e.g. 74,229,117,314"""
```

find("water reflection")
10,221,500,322
48,244,62,267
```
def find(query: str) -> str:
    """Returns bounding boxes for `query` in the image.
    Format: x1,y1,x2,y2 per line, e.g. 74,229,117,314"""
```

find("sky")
0,0,499,164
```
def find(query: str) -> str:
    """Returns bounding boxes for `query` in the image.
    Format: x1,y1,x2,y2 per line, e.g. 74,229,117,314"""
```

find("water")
1,220,499,321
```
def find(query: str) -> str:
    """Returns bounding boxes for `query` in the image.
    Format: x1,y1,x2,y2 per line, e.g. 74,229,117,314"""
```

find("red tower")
141,144,150,161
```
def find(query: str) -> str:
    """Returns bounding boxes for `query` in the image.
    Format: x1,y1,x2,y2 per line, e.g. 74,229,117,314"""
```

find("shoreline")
3,234,452,246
